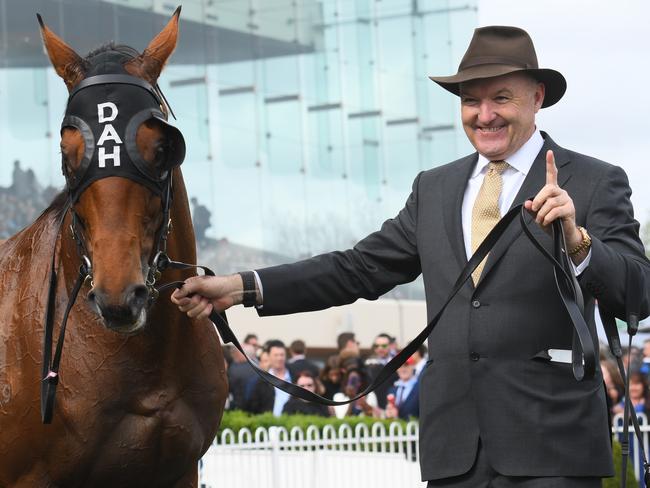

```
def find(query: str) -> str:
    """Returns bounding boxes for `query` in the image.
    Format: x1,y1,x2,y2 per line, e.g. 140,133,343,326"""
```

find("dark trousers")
427,441,602,488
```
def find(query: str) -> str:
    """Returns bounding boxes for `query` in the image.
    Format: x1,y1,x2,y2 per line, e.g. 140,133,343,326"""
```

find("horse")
0,9,227,487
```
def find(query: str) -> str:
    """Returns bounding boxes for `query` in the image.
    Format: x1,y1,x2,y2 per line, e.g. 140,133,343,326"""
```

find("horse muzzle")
87,284,149,334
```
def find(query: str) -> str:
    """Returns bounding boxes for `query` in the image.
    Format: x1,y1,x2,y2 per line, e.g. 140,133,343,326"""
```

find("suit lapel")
441,153,477,271
476,133,572,287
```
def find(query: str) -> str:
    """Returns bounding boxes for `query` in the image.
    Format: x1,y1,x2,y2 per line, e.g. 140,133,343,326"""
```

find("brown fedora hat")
429,26,566,108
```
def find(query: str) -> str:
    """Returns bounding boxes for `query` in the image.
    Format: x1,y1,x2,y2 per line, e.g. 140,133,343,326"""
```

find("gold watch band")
568,226,592,256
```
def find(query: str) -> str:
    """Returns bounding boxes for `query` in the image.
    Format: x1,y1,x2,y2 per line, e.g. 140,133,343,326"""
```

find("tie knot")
488,160,509,174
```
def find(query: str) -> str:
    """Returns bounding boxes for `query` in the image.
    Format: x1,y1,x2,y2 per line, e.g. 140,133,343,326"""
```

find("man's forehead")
459,72,538,95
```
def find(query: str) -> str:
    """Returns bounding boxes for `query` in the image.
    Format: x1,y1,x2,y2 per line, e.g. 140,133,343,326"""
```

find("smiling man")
173,26,650,486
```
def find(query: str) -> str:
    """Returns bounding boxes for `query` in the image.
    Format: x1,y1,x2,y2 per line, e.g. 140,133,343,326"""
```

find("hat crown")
459,26,539,71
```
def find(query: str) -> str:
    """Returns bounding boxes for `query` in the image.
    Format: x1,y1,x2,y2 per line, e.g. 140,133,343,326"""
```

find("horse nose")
87,284,149,330
125,284,149,312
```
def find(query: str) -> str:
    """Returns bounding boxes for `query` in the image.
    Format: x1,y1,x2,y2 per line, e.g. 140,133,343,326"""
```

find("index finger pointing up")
546,149,558,186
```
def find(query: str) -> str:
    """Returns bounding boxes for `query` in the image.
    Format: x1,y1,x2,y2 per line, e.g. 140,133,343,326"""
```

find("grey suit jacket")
256,133,650,480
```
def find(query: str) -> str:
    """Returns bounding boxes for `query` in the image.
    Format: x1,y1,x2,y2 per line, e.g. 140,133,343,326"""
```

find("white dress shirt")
461,129,590,274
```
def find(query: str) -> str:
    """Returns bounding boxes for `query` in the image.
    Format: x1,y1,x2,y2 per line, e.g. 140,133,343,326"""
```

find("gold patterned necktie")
471,160,509,285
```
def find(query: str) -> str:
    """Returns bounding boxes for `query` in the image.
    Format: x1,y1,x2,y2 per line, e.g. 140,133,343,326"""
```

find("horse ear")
126,6,181,84
37,14,84,90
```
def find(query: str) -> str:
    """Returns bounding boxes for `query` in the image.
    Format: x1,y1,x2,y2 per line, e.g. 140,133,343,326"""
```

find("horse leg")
172,466,198,488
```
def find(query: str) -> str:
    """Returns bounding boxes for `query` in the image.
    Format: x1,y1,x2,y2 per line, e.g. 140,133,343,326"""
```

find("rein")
157,203,595,407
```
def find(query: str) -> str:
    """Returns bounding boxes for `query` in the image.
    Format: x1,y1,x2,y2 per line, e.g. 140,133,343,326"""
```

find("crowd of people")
223,332,427,420
0,161,58,239
602,340,650,421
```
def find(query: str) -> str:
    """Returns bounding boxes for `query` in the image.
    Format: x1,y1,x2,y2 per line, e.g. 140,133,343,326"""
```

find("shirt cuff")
572,249,592,276
252,270,264,308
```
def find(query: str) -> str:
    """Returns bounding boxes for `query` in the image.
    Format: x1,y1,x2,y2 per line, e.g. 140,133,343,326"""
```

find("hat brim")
429,65,567,108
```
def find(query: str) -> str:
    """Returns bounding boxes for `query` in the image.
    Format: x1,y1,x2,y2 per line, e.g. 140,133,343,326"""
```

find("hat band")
460,55,535,70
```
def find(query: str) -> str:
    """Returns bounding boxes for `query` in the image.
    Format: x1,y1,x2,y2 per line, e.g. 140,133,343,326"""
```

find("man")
364,333,397,409
244,340,291,415
287,339,320,379
226,343,257,410
385,355,420,421
173,26,650,485
336,331,360,356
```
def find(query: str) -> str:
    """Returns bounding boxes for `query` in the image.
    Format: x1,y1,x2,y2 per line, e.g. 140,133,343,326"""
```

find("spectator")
244,334,260,355
320,354,342,400
385,355,420,420
245,340,291,415
615,369,650,418
412,344,428,377
282,371,330,417
336,332,360,356
287,339,320,379
227,343,257,410
241,349,270,413
364,333,397,409
190,196,211,245
388,335,398,359
333,355,378,418
601,359,624,416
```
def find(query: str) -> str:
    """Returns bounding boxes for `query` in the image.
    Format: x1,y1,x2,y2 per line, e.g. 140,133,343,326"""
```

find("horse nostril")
126,284,149,310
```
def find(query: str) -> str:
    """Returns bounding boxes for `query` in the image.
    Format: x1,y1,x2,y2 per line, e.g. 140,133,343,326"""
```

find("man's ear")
125,6,181,84
37,14,85,90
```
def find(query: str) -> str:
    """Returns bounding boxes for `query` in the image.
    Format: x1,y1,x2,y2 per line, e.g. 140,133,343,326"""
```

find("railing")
200,421,423,488
199,414,650,486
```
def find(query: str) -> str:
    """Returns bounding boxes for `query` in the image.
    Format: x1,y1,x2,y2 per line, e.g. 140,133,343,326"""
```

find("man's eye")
495,96,509,102
462,97,477,105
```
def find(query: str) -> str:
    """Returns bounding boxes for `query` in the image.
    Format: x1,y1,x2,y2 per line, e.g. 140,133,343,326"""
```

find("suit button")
472,300,481,308
470,352,480,361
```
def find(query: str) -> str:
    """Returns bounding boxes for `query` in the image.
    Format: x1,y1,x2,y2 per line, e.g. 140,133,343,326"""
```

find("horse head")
38,8,185,334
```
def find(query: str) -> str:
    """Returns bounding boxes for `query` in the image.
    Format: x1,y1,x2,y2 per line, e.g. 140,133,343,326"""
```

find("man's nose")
477,102,496,124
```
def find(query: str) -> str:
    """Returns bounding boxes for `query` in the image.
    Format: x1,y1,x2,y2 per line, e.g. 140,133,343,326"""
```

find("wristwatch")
568,226,592,256
237,271,258,307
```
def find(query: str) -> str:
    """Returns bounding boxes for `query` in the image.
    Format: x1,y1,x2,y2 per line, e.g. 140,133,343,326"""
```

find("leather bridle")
41,74,182,424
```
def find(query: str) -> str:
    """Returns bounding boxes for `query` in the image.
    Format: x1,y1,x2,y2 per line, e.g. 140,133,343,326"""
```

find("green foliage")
604,440,639,488
218,410,408,436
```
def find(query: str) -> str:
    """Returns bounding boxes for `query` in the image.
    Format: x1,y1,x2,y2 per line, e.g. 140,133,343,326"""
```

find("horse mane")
35,190,69,224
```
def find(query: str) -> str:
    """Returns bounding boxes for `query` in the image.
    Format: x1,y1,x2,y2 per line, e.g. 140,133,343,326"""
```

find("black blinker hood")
62,73,185,201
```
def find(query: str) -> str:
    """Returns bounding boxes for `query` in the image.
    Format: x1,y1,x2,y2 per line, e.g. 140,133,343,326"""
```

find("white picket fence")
199,413,650,487
200,420,423,488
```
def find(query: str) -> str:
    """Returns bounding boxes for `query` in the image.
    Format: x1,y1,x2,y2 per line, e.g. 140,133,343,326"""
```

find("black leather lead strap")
602,259,649,487
156,203,596,407
41,199,73,423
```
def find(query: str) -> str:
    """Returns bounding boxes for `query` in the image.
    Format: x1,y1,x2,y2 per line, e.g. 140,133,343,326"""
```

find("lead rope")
153,203,596,408
602,259,648,487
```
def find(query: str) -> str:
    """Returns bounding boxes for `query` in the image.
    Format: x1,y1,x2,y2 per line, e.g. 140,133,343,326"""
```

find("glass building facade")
0,0,477,299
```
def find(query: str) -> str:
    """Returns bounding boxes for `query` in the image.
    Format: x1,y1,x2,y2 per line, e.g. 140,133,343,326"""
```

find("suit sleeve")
578,164,650,319
255,172,423,316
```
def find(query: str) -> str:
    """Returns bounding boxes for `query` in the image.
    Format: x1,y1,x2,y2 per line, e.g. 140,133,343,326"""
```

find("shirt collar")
394,376,418,388
472,129,544,179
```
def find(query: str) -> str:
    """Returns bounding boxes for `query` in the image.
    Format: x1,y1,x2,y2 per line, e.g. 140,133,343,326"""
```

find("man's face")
268,346,286,371
460,72,545,161
372,336,390,359
397,363,414,382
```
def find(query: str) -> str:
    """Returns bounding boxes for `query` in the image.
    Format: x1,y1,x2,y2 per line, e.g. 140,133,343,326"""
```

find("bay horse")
0,8,227,487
